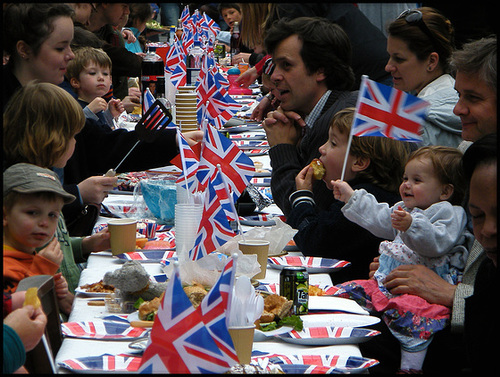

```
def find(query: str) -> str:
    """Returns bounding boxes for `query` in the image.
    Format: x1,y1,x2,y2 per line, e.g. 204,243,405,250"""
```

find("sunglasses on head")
398,9,437,46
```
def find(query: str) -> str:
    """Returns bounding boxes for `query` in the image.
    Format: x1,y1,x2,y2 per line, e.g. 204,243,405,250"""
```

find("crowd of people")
3,3,497,374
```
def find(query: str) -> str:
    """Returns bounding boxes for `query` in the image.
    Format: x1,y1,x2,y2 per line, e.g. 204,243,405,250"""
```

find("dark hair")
387,7,455,72
3,3,74,60
264,17,355,91
218,3,241,14
462,133,497,184
126,3,153,26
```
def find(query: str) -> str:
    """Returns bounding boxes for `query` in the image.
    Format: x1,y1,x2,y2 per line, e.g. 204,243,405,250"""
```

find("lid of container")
227,67,240,75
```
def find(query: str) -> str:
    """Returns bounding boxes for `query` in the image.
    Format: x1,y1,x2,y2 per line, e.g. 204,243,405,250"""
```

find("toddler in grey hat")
3,163,75,204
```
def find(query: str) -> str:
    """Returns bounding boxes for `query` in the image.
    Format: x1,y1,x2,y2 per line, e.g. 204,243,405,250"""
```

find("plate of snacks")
75,280,115,297
267,256,351,273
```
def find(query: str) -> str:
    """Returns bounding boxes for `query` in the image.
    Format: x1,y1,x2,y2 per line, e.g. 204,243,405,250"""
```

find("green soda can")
280,266,309,315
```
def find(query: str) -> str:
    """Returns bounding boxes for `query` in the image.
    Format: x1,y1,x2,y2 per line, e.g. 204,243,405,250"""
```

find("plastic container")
141,46,166,114
186,40,204,86
227,66,253,95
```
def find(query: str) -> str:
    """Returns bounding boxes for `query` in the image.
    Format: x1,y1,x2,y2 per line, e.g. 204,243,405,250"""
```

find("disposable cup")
238,240,270,279
107,219,137,255
228,325,255,364
175,204,203,261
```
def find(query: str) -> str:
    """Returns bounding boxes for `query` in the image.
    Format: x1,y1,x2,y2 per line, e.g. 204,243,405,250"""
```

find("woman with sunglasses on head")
386,7,463,148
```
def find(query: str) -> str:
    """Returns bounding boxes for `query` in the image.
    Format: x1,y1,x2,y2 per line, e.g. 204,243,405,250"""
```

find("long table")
54,236,366,373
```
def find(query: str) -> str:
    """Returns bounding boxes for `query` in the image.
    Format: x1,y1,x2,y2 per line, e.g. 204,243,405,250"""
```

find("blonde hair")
407,146,465,205
238,3,272,50
332,108,411,193
66,46,112,80
3,81,85,168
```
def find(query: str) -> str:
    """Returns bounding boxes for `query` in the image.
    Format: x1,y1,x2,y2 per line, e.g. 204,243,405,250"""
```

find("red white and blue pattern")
188,173,235,261
267,256,351,271
61,321,148,340
139,263,234,373
199,257,239,364
197,124,255,201
251,353,379,373
196,55,241,129
143,87,156,112
352,76,429,142
137,100,175,141
165,35,184,74
276,326,380,341
175,131,201,193
59,354,142,373
115,250,176,261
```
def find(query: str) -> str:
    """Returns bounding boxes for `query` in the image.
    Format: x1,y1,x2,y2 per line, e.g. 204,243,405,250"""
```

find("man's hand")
383,264,456,307
262,107,306,147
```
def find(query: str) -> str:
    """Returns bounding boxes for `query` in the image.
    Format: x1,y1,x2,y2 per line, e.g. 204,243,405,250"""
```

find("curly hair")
331,108,411,194
264,17,355,91
3,81,85,168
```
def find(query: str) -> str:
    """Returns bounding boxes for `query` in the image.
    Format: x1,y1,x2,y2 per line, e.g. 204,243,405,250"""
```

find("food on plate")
103,260,168,302
143,239,174,250
80,279,115,293
183,283,208,308
136,237,148,249
309,285,326,296
255,294,303,332
225,364,284,374
135,283,209,321
23,287,41,309
310,158,325,180
138,293,164,321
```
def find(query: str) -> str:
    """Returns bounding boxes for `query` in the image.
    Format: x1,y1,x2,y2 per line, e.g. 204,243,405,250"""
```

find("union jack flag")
352,75,429,142
196,124,255,201
199,256,239,364
143,87,155,112
59,354,142,373
180,5,190,24
139,263,234,373
200,13,220,45
175,131,201,193
188,172,235,260
170,50,187,88
165,36,184,74
196,57,241,129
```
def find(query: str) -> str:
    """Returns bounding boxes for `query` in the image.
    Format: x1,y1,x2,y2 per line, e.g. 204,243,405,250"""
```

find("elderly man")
262,17,358,217
360,36,497,374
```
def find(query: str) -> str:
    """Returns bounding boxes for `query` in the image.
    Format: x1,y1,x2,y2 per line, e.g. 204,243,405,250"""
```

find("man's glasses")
398,9,438,47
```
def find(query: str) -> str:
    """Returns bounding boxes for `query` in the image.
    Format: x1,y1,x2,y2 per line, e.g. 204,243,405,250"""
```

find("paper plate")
114,250,176,262
274,326,380,346
300,313,380,328
267,256,351,273
61,321,149,340
251,353,379,374
58,354,142,373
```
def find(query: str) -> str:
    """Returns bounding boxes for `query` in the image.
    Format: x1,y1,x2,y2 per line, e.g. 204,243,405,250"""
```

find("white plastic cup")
174,203,203,261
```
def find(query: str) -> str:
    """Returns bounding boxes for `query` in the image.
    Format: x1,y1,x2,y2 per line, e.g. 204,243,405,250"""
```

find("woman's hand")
78,176,118,205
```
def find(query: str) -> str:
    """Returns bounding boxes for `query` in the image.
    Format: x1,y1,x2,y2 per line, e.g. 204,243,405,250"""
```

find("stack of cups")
175,86,198,132
174,203,203,262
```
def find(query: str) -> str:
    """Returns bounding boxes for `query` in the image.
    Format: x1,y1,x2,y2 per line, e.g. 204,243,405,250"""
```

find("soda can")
279,266,309,315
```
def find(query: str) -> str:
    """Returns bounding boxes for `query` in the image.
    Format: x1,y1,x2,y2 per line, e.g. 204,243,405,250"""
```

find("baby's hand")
295,165,314,192
391,205,412,232
37,237,63,266
108,98,125,118
332,180,354,203
54,272,69,300
87,97,108,114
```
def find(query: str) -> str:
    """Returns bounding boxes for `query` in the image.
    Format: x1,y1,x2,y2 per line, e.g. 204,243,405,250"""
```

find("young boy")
3,163,75,302
66,46,124,130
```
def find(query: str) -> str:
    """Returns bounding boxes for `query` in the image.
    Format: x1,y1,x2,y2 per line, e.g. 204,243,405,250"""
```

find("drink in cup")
107,219,137,255
238,240,270,279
